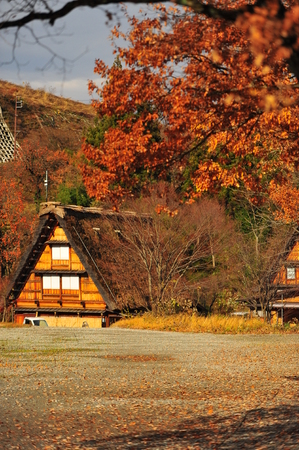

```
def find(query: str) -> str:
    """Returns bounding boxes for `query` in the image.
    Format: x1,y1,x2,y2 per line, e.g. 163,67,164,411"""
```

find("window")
52,246,69,260
62,276,79,290
287,267,296,280
43,276,60,289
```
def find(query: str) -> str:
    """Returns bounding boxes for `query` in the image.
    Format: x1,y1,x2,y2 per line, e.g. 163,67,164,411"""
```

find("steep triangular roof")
6,203,146,310
0,107,20,162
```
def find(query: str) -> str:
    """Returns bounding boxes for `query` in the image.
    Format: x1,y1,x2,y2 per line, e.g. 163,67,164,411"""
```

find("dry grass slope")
0,80,93,114
0,79,95,151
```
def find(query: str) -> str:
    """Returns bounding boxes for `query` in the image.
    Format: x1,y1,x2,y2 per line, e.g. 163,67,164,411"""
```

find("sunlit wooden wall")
17,226,106,310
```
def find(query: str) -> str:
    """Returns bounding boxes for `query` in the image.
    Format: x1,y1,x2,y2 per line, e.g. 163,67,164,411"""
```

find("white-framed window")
52,246,69,260
62,276,79,290
43,275,60,289
287,267,296,280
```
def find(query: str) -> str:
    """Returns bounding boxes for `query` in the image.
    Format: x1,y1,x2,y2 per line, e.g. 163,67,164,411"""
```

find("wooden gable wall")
274,241,299,286
17,225,106,310
35,227,84,272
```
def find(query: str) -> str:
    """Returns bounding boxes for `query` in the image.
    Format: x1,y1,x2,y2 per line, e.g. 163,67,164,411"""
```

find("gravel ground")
1,328,299,449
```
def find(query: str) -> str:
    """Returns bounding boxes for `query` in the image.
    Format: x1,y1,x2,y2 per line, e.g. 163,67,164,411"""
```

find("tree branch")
0,0,282,30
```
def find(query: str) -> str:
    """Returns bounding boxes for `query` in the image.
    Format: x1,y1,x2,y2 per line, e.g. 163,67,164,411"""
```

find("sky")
0,3,153,103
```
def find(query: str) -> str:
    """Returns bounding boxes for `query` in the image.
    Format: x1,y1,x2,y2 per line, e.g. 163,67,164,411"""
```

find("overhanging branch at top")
0,0,279,30
1,1,298,79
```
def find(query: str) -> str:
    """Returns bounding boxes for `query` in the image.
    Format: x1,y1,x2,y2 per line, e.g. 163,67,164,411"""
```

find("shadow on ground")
76,404,299,449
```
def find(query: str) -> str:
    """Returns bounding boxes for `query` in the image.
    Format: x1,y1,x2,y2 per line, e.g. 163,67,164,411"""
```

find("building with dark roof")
6,202,127,327
272,235,299,323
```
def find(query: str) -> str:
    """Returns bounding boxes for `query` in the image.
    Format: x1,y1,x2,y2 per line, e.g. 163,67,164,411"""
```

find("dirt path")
1,328,299,449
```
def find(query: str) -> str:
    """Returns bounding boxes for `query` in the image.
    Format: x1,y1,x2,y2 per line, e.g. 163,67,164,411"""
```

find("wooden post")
44,170,48,202
2,295,6,322
79,276,82,303
59,276,62,303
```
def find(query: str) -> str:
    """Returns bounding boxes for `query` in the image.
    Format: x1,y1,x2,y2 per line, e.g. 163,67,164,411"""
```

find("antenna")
14,96,23,155
44,170,48,202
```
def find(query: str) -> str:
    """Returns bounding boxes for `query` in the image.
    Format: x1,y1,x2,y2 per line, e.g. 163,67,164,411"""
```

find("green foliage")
85,115,118,149
219,186,274,242
180,145,208,194
57,183,91,207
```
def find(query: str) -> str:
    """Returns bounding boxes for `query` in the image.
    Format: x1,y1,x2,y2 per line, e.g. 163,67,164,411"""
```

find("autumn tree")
5,139,70,209
3,0,299,86
186,197,238,314
0,179,33,276
84,57,163,198
218,187,297,317
0,177,37,314
82,5,299,208
95,186,234,312
234,223,295,318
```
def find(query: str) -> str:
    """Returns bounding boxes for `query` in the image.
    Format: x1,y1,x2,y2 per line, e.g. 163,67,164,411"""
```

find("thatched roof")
6,214,54,302
6,202,148,310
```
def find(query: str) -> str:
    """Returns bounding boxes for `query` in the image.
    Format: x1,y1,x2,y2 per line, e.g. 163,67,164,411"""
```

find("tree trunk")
209,234,216,268
255,234,259,258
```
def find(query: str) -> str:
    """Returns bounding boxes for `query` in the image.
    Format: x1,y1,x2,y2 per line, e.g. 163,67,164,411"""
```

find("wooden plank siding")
287,242,299,261
35,245,51,271
16,225,106,310
274,241,299,286
70,249,84,272
274,267,299,285
18,273,42,307
274,269,299,287
50,227,68,241
272,241,299,304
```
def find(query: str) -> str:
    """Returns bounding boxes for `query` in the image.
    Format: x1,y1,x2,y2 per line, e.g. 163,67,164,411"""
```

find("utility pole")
44,170,48,202
14,96,23,155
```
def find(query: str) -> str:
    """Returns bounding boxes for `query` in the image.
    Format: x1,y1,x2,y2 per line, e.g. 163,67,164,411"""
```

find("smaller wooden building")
6,203,122,327
272,237,299,322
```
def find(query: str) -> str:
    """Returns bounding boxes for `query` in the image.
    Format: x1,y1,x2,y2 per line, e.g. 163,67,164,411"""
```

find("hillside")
0,80,95,151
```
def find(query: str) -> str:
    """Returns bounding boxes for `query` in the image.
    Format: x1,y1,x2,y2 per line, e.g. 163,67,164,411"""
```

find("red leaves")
0,177,36,276
82,5,299,208
13,139,69,203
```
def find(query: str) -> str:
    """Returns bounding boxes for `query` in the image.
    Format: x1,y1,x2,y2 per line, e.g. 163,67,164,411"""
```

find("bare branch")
0,0,284,30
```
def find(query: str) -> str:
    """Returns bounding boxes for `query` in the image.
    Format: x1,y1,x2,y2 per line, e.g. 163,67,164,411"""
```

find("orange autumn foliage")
12,139,69,204
185,1,299,83
0,178,37,276
270,181,299,223
82,4,299,209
